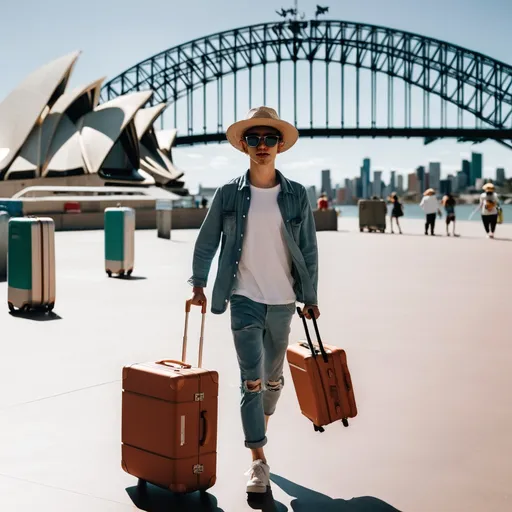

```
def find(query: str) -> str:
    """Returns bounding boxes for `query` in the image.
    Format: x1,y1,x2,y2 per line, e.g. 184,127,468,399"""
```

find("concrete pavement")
0,217,511,511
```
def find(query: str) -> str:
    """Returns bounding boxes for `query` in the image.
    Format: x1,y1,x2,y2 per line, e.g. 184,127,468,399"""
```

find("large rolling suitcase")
358,199,387,233
121,299,218,494
287,308,357,432
7,217,56,313
0,211,8,279
104,207,135,277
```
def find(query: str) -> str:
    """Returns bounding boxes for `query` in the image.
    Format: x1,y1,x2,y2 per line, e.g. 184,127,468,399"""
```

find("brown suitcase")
287,307,357,432
121,300,218,493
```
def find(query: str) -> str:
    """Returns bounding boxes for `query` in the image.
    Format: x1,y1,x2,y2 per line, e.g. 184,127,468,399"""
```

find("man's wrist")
193,286,205,293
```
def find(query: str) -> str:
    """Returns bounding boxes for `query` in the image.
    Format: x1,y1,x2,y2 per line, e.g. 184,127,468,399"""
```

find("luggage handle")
297,307,329,363
308,308,330,363
296,307,328,363
156,359,192,369
200,410,210,447
183,299,207,368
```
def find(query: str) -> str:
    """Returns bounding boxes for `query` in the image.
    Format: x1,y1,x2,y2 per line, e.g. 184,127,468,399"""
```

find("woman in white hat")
188,107,320,495
478,183,500,238
420,188,441,236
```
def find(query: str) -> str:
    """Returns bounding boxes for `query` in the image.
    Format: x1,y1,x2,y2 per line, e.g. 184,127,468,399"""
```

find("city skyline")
315,152,508,204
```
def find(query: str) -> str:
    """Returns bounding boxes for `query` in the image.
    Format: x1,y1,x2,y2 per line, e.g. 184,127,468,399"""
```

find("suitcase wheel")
342,418,349,427
106,270,112,278
127,269,132,277
313,424,325,433
8,302,14,313
47,303,55,313
137,478,147,490
359,227,363,232
119,270,125,277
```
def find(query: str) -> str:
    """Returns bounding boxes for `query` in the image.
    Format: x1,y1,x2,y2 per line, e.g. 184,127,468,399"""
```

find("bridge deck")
0,217,511,512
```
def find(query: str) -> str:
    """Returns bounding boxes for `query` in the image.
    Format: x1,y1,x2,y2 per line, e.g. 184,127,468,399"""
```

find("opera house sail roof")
0,52,186,196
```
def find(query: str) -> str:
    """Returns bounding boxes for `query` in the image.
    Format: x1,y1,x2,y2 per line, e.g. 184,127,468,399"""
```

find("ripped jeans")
230,294,295,449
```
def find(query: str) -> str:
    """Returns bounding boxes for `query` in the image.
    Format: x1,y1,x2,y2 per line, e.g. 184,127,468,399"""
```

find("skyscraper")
428,162,441,191
344,178,353,203
496,168,506,185
408,173,419,194
456,171,468,191
462,159,471,183
397,174,404,193
416,166,426,193
390,171,396,191
361,158,371,199
372,171,382,198
321,169,333,199
307,186,317,208
440,179,452,195
470,152,482,186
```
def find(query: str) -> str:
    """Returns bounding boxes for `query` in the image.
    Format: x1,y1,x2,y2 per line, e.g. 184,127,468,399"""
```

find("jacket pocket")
289,217,302,242
223,212,236,236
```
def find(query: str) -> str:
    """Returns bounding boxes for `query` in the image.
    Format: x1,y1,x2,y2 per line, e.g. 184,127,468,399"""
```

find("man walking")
188,107,320,494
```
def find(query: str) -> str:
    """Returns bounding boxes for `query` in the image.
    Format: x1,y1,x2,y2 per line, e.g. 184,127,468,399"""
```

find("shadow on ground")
126,484,224,511
8,310,62,321
114,275,148,281
247,489,287,511
270,474,402,512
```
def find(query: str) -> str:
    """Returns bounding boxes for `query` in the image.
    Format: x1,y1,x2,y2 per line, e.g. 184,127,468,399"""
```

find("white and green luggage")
0,211,8,279
7,217,56,312
104,207,135,277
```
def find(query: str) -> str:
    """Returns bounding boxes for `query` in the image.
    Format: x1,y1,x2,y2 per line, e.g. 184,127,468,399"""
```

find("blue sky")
1,0,511,192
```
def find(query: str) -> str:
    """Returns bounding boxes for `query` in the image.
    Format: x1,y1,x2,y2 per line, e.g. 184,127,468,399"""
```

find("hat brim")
483,184,495,191
423,189,435,196
226,118,299,153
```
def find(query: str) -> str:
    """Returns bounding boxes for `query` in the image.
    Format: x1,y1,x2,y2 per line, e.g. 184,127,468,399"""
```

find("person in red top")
317,192,329,210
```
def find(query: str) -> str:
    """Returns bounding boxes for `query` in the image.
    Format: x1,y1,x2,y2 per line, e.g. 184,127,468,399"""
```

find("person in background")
478,183,500,238
420,188,441,236
317,192,329,211
388,192,403,234
441,193,458,237
201,196,208,209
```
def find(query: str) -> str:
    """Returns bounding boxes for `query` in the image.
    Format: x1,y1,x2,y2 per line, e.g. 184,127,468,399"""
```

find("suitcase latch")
193,464,204,474
195,393,205,401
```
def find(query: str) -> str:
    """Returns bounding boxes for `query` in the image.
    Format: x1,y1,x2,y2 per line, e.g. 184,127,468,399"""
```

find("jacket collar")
239,169,295,195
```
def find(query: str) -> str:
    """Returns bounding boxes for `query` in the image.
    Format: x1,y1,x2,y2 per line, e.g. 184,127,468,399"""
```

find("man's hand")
302,305,320,320
190,286,207,307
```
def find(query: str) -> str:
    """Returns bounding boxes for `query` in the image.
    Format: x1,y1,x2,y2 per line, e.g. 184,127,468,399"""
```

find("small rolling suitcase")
7,217,56,313
121,300,218,494
287,308,357,432
0,211,8,279
104,207,135,277
358,199,387,233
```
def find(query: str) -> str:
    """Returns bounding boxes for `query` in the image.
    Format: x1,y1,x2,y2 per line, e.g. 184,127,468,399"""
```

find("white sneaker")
245,459,270,494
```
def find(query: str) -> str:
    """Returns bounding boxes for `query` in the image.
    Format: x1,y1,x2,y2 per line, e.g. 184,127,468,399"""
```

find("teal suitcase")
8,217,56,312
104,207,135,277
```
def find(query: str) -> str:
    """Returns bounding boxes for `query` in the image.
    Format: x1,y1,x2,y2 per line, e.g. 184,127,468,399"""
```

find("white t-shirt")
233,184,296,305
420,195,440,214
480,192,499,216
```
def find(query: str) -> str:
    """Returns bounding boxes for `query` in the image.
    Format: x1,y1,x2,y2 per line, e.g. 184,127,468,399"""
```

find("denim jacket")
189,170,318,314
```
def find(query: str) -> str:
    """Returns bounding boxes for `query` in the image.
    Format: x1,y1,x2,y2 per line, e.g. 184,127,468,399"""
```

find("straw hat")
482,183,495,192
423,188,435,196
226,106,299,153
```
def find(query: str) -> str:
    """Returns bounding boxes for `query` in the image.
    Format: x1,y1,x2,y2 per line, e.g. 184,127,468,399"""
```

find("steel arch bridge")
100,20,512,148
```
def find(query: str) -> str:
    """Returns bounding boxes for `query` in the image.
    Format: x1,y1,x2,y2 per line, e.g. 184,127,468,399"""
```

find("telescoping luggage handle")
182,298,207,368
296,307,329,363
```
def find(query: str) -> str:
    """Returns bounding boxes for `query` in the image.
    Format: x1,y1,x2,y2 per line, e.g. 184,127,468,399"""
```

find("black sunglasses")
244,135,280,148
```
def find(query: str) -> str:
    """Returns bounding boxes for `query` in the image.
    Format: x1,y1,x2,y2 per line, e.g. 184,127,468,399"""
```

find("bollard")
156,199,173,240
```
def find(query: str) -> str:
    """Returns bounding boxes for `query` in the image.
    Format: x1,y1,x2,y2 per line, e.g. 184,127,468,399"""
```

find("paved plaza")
0,217,511,512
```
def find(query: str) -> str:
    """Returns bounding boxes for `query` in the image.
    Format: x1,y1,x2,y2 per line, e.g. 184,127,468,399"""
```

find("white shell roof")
155,129,178,152
44,115,84,175
0,51,80,173
79,90,153,175
134,104,167,141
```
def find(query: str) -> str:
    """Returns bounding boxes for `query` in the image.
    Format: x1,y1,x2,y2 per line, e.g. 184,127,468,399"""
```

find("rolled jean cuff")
245,436,268,449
